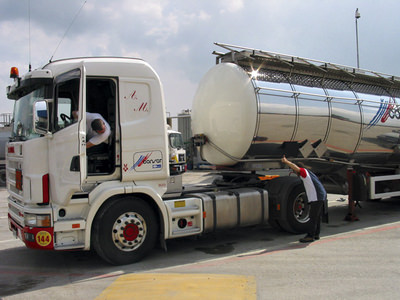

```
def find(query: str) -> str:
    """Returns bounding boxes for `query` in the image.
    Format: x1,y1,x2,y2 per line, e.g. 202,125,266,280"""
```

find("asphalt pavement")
1,171,400,299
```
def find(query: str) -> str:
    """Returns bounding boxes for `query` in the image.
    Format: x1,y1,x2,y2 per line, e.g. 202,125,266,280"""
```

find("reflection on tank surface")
191,44,400,195
192,45,400,176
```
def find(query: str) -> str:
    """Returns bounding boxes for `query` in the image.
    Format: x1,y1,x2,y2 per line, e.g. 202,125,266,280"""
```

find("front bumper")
8,214,54,250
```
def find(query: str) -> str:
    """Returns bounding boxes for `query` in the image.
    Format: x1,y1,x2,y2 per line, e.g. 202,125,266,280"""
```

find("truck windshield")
11,86,45,141
169,133,184,149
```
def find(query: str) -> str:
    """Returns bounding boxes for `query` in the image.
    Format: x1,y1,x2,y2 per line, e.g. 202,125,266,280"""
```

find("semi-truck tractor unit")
6,43,400,265
167,126,186,175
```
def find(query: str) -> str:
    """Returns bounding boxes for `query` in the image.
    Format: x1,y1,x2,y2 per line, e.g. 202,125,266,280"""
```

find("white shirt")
86,112,111,145
299,168,318,203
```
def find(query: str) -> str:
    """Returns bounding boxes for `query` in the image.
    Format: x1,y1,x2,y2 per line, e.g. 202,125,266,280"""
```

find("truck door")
47,66,87,205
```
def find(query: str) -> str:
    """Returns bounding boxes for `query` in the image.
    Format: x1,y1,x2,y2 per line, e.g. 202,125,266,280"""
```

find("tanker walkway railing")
214,42,400,97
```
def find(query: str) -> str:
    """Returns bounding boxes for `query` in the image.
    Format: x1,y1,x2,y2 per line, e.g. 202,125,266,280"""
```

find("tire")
268,218,284,231
279,184,311,234
0,169,6,187
92,196,158,265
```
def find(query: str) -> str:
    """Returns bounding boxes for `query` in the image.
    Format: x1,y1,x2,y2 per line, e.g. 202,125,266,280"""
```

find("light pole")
355,8,361,68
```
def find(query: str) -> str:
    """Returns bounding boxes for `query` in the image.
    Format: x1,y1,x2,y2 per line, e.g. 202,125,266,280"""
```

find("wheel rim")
112,212,147,252
293,192,310,223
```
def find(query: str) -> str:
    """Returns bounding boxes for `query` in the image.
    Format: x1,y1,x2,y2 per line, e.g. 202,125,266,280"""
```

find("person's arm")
86,141,95,149
281,155,301,175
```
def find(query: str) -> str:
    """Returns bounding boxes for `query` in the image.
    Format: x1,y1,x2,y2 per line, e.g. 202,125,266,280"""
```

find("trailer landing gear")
345,168,360,222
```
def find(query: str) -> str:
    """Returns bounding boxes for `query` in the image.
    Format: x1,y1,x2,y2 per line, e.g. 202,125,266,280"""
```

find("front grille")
8,196,24,227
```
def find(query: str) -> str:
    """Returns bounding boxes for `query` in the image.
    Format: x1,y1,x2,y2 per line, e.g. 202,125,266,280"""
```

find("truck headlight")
24,214,51,227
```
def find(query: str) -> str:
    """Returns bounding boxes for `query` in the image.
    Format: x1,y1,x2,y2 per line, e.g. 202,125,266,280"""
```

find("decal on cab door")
130,151,163,172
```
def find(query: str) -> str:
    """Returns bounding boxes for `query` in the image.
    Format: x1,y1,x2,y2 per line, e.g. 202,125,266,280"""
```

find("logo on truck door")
130,151,163,172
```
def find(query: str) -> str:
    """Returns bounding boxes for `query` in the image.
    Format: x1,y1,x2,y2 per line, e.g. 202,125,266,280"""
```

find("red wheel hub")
113,212,146,251
123,224,139,241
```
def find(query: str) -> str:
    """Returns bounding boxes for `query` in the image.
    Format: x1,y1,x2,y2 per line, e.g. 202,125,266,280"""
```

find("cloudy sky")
1,0,399,116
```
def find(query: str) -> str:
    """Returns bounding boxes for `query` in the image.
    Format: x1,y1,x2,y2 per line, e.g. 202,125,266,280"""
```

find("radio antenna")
28,0,31,71
49,0,87,62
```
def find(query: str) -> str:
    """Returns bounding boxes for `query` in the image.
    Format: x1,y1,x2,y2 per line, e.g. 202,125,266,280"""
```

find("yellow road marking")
96,273,256,300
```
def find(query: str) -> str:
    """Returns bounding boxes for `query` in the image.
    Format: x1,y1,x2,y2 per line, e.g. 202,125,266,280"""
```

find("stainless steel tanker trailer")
192,43,400,226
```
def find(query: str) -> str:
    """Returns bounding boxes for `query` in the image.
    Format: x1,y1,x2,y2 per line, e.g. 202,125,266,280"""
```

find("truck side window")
54,74,80,133
56,97,72,130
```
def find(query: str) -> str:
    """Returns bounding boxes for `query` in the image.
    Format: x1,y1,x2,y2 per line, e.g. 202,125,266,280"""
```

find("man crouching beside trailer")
282,156,328,243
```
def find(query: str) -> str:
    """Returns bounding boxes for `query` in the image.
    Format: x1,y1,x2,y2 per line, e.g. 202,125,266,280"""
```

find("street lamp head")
355,8,361,19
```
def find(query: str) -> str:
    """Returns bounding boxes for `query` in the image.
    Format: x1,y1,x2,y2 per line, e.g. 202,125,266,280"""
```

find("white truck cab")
167,125,186,175
6,57,184,264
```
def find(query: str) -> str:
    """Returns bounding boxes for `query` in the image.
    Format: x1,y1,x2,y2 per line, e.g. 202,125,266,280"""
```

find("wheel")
279,184,311,234
92,197,158,265
0,169,5,186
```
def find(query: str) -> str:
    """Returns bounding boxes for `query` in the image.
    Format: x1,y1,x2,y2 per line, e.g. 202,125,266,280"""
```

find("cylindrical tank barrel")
191,63,400,166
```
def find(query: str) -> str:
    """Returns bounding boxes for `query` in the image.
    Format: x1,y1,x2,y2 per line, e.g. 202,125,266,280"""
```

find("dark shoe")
299,235,314,243
314,236,320,240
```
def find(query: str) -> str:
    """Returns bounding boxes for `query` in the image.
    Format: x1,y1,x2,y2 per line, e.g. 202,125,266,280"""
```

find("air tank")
192,63,400,167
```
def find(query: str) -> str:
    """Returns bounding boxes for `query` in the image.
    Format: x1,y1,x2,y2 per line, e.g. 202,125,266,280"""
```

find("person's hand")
281,155,289,164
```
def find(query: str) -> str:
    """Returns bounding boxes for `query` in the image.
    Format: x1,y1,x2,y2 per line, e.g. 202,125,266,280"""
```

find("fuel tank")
192,62,400,168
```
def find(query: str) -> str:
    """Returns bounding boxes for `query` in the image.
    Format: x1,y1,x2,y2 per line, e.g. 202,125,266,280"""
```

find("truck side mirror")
33,100,49,135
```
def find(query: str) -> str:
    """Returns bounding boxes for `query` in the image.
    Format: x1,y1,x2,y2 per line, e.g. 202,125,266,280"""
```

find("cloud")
198,10,211,21
1,0,400,117
219,0,244,14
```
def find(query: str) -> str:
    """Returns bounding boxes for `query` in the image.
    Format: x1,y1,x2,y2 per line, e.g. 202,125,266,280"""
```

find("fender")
84,180,169,250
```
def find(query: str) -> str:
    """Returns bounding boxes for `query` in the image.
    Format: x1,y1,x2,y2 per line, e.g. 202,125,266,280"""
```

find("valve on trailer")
193,134,208,146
